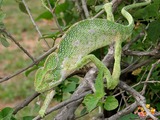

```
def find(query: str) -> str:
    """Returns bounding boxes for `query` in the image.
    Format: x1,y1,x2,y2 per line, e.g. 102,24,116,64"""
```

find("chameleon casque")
35,0,151,117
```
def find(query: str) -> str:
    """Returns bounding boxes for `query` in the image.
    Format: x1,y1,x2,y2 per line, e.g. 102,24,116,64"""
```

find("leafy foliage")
0,0,160,119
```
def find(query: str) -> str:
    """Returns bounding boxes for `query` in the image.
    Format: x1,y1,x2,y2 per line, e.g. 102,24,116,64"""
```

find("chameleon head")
34,67,65,93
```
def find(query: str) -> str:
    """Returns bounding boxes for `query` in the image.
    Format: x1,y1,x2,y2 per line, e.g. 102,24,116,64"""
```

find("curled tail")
121,0,151,29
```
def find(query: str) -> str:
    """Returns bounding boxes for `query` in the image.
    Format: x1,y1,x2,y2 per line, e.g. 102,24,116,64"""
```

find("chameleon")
34,0,151,117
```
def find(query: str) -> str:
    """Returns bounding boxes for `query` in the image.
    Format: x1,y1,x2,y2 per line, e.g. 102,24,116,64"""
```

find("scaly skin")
35,19,132,92
35,0,151,117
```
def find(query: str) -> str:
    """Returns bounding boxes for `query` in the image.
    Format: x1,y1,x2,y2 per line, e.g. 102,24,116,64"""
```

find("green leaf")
0,22,5,29
0,107,14,120
147,20,160,41
133,0,160,20
118,113,139,120
156,103,160,111
0,36,9,47
86,0,96,6
80,107,87,115
83,94,99,112
67,76,79,83
95,5,103,12
63,82,76,93
36,11,52,21
83,70,105,112
55,1,73,14
104,96,118,111
0,11,6,22
19,2,28,14
25,65,39,77
23,116,34,120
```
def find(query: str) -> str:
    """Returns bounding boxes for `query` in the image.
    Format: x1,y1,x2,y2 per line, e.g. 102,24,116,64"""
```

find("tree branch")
33,91,92,120
0,46,57,83
0,29,35,62
46,0,63,34
21,0,50,48
81,0,90,18
13,92,40,114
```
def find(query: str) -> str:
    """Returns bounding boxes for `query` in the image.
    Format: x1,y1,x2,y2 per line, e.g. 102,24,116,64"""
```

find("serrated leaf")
104,96,118,111
0,37,9,47
19,2,28,14
0,107,14,120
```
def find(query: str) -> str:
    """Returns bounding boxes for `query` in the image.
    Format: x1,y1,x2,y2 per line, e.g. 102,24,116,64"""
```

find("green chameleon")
35,0,151,117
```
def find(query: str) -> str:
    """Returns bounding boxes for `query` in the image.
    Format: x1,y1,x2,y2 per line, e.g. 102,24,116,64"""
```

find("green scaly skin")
35,0,151,117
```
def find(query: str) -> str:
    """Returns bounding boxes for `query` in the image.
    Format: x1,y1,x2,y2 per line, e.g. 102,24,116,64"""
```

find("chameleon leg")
104,2,114,22
112,40,122,88
75,54,115,89
39,90,55,117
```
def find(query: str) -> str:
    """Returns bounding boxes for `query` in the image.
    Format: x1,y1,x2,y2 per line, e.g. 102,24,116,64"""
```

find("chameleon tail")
121,0,151,29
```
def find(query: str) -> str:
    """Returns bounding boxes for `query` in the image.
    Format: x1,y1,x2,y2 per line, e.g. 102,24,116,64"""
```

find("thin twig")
81,0,90,18
141,59,160,95
46,0,63,34
13,92,40,114
33,91,91,120
74,0,85,19
0,29,35,62
106,102,138,120
93,0,123,18
21,0,50,48
118,81,158,120
0,46,57,83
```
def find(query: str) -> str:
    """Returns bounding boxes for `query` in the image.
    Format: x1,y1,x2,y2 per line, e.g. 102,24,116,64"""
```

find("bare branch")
141,59,160,95
118,81,158,120
81,0,90,18
13,92,40,114
73,0,85,19
93,0,123,18
106,102,138,120
0,29,35,62
33,91,92,120
46,0,63,34
0,46,57,83
21,0,50,48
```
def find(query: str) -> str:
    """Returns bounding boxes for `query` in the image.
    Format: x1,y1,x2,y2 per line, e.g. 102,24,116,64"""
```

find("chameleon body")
35,0,151,117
